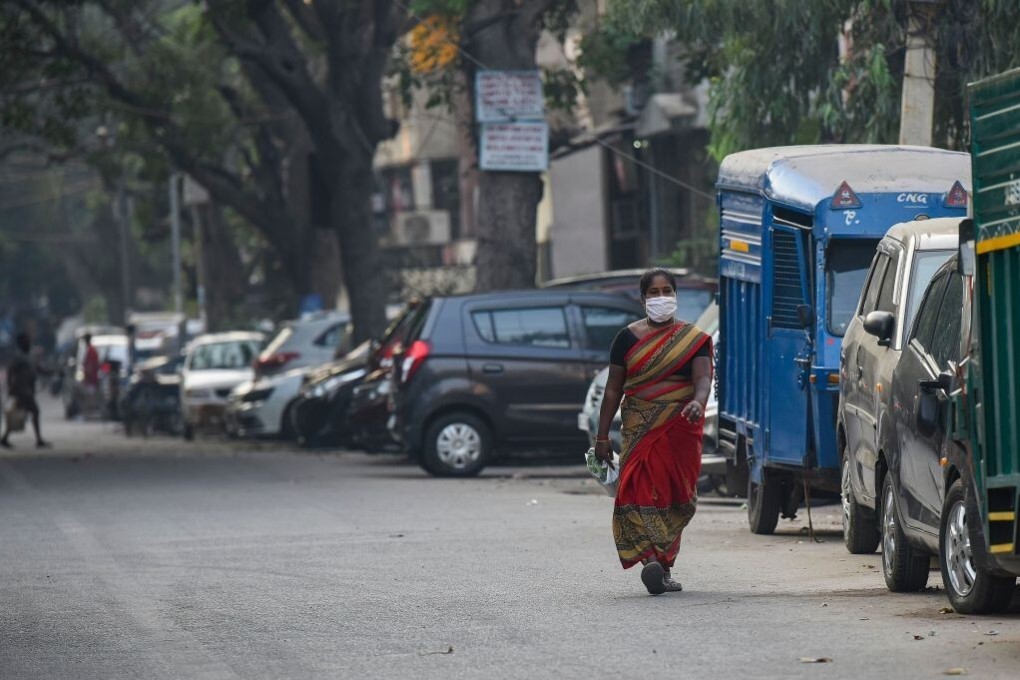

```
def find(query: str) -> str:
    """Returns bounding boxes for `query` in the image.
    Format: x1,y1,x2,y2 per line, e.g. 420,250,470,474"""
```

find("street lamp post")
168,173,183,316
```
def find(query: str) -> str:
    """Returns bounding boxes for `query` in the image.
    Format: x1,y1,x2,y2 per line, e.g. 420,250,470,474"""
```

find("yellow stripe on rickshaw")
988,511,1016,521
990,543,1015,554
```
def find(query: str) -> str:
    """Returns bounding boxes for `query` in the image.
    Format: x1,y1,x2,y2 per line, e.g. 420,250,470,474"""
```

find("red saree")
613,322,712,569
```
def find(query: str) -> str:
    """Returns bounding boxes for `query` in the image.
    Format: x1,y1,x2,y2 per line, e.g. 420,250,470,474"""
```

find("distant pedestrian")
125,323,137,376
81,333,100,415
1,333,50,449
593,268,712,595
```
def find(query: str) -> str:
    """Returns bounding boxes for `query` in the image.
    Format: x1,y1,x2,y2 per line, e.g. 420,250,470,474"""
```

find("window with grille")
772,229,806,329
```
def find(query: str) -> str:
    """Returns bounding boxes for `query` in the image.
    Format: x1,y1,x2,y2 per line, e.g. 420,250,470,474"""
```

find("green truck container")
954,67,1020,611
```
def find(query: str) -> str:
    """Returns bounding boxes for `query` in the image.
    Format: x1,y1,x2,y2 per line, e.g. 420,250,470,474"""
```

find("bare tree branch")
281,0,326,42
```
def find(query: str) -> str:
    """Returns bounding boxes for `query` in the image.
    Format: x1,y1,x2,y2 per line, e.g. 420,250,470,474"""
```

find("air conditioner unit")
394,210,452,246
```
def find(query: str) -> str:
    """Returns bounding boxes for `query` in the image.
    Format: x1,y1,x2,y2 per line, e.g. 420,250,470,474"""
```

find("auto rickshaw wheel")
747,469,782,535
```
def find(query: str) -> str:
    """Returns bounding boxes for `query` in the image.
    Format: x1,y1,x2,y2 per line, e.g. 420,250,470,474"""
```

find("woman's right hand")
594,439,615,469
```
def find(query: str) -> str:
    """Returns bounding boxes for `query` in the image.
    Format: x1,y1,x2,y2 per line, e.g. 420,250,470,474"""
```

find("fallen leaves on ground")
943,668,967,676
419,645,454,656
799,657,832,664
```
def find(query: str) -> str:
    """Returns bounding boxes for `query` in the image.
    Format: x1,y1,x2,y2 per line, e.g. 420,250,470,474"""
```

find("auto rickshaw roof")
716,145,972,212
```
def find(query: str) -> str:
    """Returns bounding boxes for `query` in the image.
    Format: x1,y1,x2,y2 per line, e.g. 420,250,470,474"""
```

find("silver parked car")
837,217,960,555
254,312,352,379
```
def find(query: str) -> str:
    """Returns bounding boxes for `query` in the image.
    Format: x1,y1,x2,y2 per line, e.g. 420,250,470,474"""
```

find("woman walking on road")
594,268,712,595
2,332,50,449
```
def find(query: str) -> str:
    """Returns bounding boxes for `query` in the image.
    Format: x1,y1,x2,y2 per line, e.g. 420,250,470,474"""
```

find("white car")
254,312,351,378
180,331,265,439
225,366,307,439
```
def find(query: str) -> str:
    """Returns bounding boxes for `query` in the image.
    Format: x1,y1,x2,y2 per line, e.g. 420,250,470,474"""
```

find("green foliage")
597,0,1020,159
576,18,644,87
660,208,718,277
393,1,585,115
543,68,584,114
411,0,472,16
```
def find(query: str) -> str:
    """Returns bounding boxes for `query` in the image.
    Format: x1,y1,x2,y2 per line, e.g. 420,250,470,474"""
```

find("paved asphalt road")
1,397,1018,679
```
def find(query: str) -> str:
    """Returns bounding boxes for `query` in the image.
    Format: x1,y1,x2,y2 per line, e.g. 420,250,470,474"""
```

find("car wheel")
939,479,1015,614
165,411,183,437
747,469,782,535
880,473,929,592
421,412,491,478
842,456,880,554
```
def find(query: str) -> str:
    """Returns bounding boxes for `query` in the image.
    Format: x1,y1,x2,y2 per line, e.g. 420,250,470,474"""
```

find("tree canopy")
593,0,1020,158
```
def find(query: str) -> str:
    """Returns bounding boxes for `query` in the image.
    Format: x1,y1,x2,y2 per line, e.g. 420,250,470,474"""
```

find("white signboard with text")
479,122,549,172
475,70,544,123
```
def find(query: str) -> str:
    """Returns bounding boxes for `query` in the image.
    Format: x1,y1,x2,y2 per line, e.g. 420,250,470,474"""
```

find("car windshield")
694,301,719,336
678,290,714,323
904,250,954,336
189,340,259,371
826,239,880,336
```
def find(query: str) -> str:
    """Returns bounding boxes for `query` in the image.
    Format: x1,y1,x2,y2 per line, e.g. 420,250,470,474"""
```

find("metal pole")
117,178,131,324
190,204,207,329
648,143,660,261
169,173,183,315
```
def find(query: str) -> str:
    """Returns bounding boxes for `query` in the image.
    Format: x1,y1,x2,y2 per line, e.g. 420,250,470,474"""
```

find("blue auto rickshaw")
715,145,972,533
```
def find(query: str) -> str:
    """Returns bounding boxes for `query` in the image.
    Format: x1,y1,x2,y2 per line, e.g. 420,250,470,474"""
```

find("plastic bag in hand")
584,447,620,497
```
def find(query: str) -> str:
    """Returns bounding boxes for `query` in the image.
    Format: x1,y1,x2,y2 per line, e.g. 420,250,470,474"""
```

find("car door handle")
482,363,504,374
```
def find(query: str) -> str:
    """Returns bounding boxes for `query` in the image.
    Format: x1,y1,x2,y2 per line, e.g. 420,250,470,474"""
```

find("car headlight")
241,387,274,403
186,388,212,399
310,374,349,398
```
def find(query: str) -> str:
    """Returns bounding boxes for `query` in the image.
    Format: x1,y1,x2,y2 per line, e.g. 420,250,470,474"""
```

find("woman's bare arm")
680,356,712,422
594,365,626,465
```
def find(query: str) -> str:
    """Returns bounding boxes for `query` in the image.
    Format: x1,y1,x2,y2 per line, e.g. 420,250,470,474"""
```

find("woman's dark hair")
639,267,677,297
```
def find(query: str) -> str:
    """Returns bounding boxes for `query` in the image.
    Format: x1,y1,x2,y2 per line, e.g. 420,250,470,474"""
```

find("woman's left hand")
681,400,705,423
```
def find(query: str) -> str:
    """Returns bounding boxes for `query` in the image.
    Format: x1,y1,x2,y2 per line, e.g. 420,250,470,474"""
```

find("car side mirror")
797,304,814,330
863,311,895,346
917,370,954,436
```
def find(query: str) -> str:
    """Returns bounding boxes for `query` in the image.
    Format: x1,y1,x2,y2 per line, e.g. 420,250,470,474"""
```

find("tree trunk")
202,205,250,331
462,0,552,292
474,172,544,290
335,155,387,343
310,229,342,309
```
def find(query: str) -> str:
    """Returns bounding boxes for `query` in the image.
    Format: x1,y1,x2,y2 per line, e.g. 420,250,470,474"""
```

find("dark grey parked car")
838,218,960,555
390,290,644,477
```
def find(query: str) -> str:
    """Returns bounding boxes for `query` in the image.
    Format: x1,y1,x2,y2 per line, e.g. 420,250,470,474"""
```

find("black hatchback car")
390,290,644,476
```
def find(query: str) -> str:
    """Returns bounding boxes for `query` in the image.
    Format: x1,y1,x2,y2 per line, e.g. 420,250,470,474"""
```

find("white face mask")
645,295,677,323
